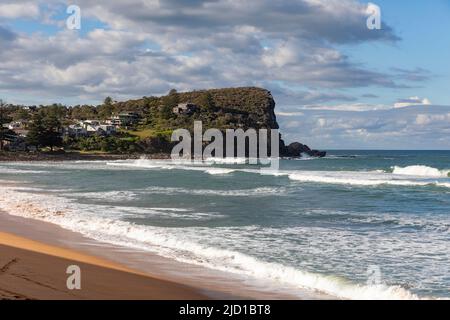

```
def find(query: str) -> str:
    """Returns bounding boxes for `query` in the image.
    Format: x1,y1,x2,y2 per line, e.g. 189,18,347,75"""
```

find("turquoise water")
0,150,449,299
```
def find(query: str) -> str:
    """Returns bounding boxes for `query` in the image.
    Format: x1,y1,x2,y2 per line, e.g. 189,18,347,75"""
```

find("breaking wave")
287,172,434,187
104,159,450,189
0,184,422,300
63,186,286,199
392,165,450,177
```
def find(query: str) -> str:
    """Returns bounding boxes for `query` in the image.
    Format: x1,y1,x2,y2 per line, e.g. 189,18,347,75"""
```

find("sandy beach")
0,231,208,300
0,208,321,300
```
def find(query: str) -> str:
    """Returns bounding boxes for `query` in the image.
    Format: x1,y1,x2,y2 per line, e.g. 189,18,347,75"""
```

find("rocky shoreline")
0,149,326,162
0,151,169,162
281,142,327,158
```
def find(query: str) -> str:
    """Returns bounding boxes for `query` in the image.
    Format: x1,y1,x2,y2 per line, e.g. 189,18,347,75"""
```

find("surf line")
170,121,280,171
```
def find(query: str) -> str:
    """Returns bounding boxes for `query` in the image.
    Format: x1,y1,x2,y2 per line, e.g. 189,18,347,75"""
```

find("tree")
104,96,113,105
12,108,31,122
70,105,97,120
26,112,46,149
0,100,14,151
199,92,216,112
160,89,179,119
42,112,63,151
26,110,62,151
99,96,114,120
160,104,173,120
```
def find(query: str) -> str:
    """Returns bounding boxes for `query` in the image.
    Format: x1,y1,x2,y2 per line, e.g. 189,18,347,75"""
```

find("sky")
0,0,449,149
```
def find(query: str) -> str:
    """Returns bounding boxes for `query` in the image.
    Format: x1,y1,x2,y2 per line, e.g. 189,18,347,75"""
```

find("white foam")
204,168,236,175
104,159,450,189
392,165,450,177
107,159,238,176
285,170,450,188
436,182,450,189
205,157,248,164
0,184,427,300
288,172,426,186
67,190,138,201
0,185,223,221
0,167,49,174
141,186,285,197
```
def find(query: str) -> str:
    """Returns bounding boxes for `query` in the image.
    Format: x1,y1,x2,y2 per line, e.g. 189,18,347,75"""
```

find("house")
65,120,116,137
173,103,198,115
97,124,116,136
109,112,140,128
65,124,88,138
23,106,37,112
80,120,100,127
7,121,26,130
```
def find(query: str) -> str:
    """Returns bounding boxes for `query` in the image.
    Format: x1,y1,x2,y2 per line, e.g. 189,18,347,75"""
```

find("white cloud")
0,2,40,19
278,105,450,149
297,103,391,112
394,96,432,108
0,0,417,106
415,113,450,126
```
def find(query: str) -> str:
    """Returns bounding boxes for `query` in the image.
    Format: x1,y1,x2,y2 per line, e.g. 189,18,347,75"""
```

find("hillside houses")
172,103,198,115
2,121,28,138
3,113,140,141
65,120,116,138
7,121,27,130
107,112,140,128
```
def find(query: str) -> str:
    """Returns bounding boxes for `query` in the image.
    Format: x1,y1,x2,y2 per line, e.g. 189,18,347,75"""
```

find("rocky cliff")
126,87,325,158
172,87,325,158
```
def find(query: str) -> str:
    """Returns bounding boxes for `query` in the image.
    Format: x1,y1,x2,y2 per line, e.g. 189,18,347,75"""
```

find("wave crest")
392,165,450,177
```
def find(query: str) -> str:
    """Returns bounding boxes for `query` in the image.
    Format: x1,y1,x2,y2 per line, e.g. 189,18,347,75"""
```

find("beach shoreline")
0,151,169,162
2,154,445,299
0,230,208,300
0,208,327,300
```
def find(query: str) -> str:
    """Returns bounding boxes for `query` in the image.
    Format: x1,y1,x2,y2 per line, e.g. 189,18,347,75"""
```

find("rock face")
174,87,280,130
116,86,326,158
281,142,326,158
173,87,325,158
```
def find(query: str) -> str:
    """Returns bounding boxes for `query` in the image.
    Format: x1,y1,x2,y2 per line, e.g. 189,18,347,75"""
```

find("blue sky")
0,0,449,149
339,0,450,105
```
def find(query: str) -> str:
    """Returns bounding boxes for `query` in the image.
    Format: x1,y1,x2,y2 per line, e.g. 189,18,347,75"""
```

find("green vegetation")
126,128,173,140
26,108,63,151
0,87,278,154
0,100,16,151
64,135,141,153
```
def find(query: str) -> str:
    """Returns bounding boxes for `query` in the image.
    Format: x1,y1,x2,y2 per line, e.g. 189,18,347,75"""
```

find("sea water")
0,150,449,299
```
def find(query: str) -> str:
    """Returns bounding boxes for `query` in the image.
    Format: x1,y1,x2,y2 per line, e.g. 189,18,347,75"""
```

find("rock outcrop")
169,87,325,158
125,86,325,158
280,141,326,158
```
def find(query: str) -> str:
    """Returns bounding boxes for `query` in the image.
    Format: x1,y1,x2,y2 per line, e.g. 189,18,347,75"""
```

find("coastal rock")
281,141,326,158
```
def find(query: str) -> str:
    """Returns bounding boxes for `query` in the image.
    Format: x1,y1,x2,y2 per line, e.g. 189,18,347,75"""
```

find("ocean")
0,150,449,299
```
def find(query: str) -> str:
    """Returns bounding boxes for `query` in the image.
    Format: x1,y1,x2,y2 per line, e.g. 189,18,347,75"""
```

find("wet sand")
0,234,207,300
0,210,324,300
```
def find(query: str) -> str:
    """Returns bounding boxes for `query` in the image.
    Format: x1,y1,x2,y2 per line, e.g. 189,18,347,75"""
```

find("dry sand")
0,232,207,300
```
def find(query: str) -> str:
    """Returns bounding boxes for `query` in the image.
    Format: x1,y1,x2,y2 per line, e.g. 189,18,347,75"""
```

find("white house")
7,121,26,130
66,124,88,137
108,112,140,128
97,124,116,135
172,103,198,115
64,120,117,138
